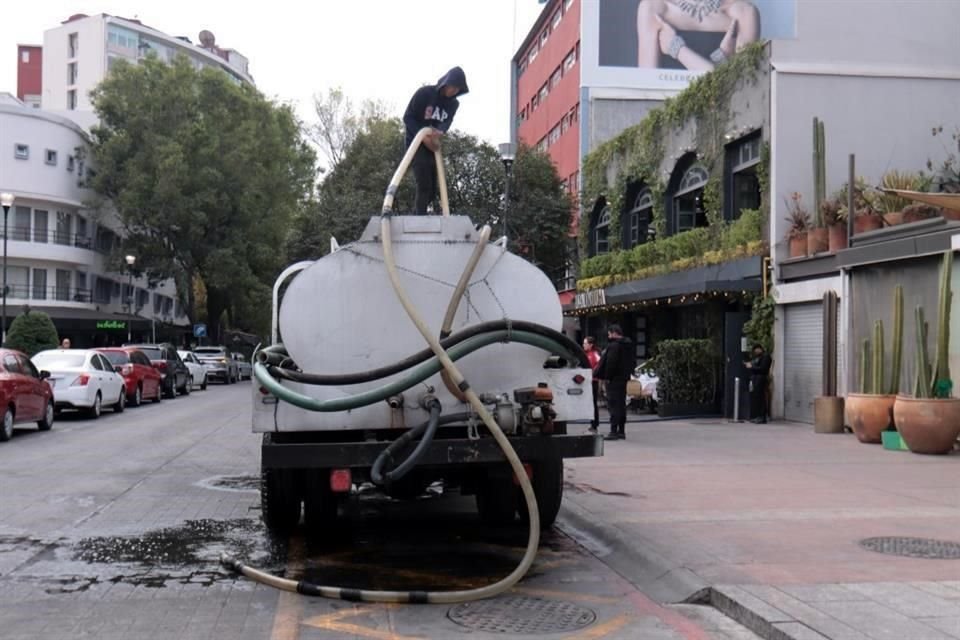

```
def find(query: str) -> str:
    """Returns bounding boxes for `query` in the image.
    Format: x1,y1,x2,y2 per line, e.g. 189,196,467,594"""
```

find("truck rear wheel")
260,436,301,535
303,470,338,534
518,457,564,529
476,473,517,525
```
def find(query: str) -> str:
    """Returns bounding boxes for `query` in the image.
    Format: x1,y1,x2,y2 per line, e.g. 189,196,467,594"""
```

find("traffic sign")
193,323,207,338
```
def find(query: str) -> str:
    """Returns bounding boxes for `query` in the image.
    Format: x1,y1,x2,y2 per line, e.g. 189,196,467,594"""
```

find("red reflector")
512,463,534,485
573,374,585,384
259,386,270,395
330,469,352,493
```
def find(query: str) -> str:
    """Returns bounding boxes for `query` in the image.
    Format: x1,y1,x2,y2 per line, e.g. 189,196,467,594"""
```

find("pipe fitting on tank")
419,393,440,411
387,394,405,409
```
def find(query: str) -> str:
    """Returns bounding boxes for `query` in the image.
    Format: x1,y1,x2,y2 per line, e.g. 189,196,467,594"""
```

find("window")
138,288,150,309
90,354,105,371
45,150,58,166
94,277,113,304
14,144,28,160
538,84,548,103
548,124,561,146
528,44,538,64
726,133,762,220
674,166,709,232
564,0,574,11
540,29,549,48
33,210,48,243
21,50,30,63
32,268,47,300
68,33,78,58
13,207,30,241
561,113,570,134
3,355,21,375
55,211,72,245
552,10,562,30
67,62,77,85
56,269,71,301
107,26,138,50
630,189,653,246
595,208,611,254
18,355,40,379
564,49,577,73
75,216,89,247
8,266,29,298
550,67,562,89
67,155,75,172
67,90,77,110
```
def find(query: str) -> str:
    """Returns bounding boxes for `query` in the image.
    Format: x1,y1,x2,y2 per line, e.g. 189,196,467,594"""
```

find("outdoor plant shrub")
721,208,763,252
649,339,718,405
5,310,59,356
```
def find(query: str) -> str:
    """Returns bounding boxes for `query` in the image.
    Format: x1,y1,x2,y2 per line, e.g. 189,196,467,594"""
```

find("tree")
5,311,59,356
310,88,390,172
287,116,572,278
87,55,316,342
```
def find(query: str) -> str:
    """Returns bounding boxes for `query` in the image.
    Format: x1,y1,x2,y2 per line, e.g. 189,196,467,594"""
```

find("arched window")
674,166,709,232
629,189,653,245
595,207,611,254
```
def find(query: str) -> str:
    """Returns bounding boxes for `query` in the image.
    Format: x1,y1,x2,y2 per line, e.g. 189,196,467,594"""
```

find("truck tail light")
572,374,585,384
71,374,90,387
330,469,352,493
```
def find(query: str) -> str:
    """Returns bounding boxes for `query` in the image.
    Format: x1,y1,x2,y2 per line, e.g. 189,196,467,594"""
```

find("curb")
708,585,815,640
556,497,709,604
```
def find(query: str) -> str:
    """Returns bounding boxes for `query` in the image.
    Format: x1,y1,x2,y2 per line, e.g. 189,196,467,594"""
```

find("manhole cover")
196,475,259,493
860,537,960,559
447,596,596,634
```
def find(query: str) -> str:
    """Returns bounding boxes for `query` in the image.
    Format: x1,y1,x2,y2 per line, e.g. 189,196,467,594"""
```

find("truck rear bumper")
262,433,603,469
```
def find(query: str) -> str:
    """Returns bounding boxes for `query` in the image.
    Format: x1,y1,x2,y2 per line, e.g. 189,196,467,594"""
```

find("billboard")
581,0,796,91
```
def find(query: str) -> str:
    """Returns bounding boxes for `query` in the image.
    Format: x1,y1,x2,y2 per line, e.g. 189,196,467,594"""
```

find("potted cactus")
893,251,960,454
785,193,810,258
845,285,902,443
807,118,830,255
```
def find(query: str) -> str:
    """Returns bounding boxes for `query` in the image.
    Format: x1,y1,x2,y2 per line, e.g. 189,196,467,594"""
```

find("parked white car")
232,353,252,381
178,351,209,391
31,349,127,418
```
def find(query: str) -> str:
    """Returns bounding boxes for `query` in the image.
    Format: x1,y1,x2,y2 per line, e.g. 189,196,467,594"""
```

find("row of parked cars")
0,343,253,442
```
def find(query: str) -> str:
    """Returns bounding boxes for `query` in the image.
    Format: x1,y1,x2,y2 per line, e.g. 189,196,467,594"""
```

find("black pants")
749,375,768,421
412,146,437,214
591,380,600,429
607,379,627,435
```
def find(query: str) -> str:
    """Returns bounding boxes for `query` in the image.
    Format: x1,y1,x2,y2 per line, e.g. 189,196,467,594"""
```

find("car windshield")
33,352,88,369
100,351,130,365
137,347,162,360
194,349,224,356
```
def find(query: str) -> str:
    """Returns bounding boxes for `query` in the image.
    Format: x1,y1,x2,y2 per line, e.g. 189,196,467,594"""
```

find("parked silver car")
194,346,240,384
232,353,252,381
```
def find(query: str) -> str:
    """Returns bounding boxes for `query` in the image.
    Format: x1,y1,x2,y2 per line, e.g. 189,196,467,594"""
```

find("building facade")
0,95,187,346
16,45,42,109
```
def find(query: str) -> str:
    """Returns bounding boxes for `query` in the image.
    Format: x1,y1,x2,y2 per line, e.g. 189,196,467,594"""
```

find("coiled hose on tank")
222,127,553,604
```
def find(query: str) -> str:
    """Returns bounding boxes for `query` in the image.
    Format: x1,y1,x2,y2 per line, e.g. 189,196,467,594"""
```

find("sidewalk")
559,415,960,640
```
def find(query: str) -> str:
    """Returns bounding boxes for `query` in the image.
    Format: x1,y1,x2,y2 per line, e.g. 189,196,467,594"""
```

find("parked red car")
97,348,163,407
0,348,55,442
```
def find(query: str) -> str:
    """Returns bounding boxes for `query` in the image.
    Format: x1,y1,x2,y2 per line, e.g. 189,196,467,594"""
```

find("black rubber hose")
265,320,588,385
370,409,472,486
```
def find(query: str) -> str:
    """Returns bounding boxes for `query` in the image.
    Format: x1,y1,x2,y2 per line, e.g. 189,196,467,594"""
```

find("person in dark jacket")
403,67,469,214
745,343,771,423
595,324,635,440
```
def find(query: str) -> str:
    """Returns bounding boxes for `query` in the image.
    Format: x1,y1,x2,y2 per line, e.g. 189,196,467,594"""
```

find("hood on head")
437,66,469,96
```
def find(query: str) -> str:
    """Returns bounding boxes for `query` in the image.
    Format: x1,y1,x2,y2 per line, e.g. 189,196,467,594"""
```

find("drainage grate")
447,596,596,634
859,537,960,559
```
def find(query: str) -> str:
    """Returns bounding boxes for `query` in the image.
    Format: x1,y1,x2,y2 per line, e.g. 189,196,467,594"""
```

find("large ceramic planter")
789,233,807,258
828,224,847,252
893,396,960,455
853,215,883,234
883,211,904,227
845,393,895,444
807,227,829,255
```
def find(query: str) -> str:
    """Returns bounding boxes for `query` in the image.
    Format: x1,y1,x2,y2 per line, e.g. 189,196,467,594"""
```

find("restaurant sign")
96,320,127,330
574,289,607,309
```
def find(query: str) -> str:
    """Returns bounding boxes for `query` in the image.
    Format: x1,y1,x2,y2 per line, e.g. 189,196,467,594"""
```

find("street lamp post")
498,143,516,242
125,254,136,342
0,193,14,346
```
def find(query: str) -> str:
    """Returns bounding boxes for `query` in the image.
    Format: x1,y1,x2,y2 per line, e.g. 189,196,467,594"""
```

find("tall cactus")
889,285,903,394
933,251,953,397
860,338,870,394
915,306,931,398
872,320,884,396
813,117,826,227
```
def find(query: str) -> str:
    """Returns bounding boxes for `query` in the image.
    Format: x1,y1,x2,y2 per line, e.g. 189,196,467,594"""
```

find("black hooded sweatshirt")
403,67,469,148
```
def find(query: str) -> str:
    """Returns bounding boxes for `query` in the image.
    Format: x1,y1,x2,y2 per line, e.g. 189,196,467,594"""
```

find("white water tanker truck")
223,129,602,604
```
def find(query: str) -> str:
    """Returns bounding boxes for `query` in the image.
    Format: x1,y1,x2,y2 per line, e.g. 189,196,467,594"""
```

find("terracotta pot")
828,224,848,252
807,227,828,255
941,208,960,222
903,210,936,224
893,396,960,455
883,211,904,226
845,393,895,443
853,215,883,234
788,233,807,258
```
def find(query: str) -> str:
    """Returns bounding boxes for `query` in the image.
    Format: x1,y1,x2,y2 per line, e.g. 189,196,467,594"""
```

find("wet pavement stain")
196,474,260,493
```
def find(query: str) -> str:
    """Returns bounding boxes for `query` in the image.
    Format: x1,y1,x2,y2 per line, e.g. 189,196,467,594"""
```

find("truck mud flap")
262,434,602,469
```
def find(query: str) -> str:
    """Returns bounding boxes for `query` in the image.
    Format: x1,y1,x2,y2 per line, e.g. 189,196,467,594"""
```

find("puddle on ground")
195,475,260,493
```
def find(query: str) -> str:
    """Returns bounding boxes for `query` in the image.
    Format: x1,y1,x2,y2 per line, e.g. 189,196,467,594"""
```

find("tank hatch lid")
357,215,485,243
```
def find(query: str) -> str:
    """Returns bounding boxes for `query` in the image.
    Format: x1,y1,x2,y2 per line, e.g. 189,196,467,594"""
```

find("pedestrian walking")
60,338,71,349
745,343,771,423
583,336,601,434
595,325,635,441
402,67,469,214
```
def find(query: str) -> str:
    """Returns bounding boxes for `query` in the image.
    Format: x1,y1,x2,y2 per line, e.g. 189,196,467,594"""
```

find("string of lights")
565,288,753,317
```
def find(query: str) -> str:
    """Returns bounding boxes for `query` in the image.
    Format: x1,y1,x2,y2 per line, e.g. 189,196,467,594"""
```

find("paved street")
0,384,757,640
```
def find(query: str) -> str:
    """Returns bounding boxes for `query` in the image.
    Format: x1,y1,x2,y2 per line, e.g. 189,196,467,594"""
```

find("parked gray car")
232,353,252,381
194,346,240,384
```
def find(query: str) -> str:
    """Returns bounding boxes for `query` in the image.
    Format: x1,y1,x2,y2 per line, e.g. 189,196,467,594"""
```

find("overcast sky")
1,0,546,147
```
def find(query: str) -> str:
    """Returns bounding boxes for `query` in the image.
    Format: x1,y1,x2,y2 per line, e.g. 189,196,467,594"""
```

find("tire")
200,375,207,391
517,457,564,529
0,407,14,441
87,392,102,419
181,376,192,395
476,472,518,525
261,456,301,536
113,390,126,413
152,384,162,403
303,469,338,535
37,401,54,432
131,385,142,408
164,378,176,399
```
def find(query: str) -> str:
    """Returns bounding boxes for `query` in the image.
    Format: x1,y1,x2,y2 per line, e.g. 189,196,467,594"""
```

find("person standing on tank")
403,67,469,214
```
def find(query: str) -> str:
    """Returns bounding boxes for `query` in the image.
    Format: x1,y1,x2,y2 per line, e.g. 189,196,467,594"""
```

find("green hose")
253,330,579,412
